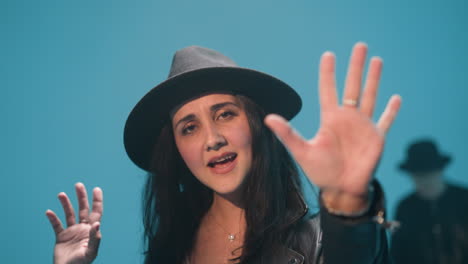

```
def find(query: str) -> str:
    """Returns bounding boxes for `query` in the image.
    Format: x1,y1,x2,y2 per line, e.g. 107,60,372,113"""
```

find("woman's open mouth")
208,153,237,167
207,153,238,173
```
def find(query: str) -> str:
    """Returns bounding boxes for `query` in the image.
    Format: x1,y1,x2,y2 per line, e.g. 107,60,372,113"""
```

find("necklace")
209,212,241,242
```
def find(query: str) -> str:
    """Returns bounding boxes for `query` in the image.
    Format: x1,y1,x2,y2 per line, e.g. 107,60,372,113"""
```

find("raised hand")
265,43,401,212
46,183,103,264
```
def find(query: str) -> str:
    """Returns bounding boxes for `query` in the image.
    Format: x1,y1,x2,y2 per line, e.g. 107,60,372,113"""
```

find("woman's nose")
205,126,227,151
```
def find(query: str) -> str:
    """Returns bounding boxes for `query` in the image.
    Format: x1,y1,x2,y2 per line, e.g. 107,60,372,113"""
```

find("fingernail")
265,114,284,123
356,42,368,48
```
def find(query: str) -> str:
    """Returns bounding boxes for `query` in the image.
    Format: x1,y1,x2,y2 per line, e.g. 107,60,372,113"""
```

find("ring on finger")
343,98,358,107
80,219,89,224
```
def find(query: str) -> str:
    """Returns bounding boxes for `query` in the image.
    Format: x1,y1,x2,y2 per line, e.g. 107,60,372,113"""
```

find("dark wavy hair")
142,94,305,263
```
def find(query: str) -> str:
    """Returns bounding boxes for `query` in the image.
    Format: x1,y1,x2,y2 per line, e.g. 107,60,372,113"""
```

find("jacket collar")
285,188,309,225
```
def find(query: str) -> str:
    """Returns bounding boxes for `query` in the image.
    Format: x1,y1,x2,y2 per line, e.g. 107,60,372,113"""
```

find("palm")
303,107,384,195
54,224,94,263
265,43,401,197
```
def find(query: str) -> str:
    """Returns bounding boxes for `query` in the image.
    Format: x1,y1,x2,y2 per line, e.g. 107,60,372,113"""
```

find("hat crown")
406,140,441,163
399,139,451,173
168,46,238,78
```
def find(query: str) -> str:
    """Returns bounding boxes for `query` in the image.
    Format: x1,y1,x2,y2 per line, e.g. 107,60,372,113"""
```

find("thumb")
264,114,307,156
86,222,101,260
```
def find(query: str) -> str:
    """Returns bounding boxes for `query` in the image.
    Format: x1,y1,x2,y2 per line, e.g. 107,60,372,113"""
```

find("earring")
178,183,185,192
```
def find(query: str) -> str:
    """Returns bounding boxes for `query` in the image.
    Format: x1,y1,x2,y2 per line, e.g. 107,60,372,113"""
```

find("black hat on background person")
398,139,452,174
124,46,302,171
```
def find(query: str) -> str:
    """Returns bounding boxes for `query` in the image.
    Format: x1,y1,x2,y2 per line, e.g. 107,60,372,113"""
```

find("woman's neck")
207,193,246,236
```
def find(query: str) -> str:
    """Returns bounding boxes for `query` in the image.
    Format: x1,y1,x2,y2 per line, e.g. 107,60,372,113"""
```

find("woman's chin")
213,185,242,196
211,182,246,201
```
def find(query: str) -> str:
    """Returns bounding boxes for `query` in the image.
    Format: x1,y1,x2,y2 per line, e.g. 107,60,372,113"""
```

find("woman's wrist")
321,185,374,217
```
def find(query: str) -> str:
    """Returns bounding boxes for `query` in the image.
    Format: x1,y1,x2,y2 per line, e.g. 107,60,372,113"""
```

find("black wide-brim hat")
124,46,302,171
398,139,452,173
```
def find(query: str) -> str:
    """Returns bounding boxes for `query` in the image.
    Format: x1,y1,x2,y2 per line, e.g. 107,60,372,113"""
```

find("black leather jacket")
263,181,390,264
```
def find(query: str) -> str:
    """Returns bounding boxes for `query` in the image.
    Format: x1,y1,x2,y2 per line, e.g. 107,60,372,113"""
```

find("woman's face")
171,94,252,196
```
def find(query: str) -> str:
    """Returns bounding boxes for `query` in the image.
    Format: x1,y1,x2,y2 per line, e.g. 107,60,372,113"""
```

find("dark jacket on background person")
391,183,468,264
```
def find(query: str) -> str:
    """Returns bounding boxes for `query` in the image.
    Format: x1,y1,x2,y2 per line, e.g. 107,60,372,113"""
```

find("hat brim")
124,67,302,171
398,156,451,173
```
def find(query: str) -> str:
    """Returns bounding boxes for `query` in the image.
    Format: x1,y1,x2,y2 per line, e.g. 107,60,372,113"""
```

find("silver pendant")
228,234,235,241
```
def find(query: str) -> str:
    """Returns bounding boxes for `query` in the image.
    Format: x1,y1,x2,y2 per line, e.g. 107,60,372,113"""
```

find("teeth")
216,155,231,162
209,153,236,166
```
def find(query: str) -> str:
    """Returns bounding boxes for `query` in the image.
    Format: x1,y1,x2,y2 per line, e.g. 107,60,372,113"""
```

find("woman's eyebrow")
210,102,239,112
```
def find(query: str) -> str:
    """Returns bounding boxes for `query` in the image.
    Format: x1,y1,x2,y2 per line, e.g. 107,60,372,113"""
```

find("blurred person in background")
391,139,468,264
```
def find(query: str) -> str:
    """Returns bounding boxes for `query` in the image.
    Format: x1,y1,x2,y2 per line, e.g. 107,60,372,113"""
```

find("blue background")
2,0,467,262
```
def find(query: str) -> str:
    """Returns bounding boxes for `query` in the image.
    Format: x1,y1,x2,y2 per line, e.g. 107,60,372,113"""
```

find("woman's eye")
217,111,236,120
182,124,196,135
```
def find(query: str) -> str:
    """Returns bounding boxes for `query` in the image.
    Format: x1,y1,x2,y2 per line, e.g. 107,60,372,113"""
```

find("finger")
75,182,90,224
45,209,64,235
360,57,383,117
86,222,101,260
377,95,402,135
342,42,368,107
58,192,76,226
319,51,338,112
89,187,103,223
264,114,307,156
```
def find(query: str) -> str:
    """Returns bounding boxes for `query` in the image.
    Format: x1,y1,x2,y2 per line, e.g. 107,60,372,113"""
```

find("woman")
46,43,401,264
